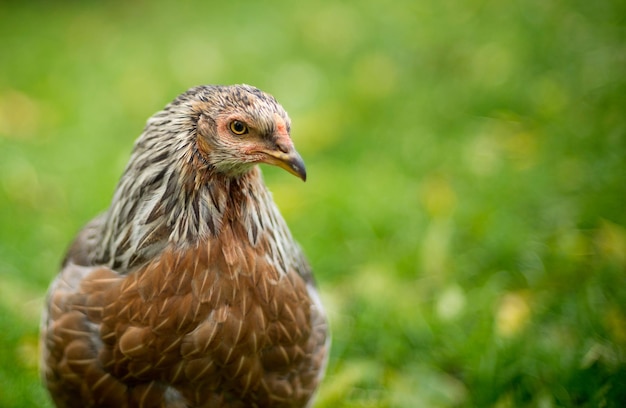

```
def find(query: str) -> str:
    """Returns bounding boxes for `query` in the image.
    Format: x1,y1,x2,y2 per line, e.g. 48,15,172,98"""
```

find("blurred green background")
1,0,625,406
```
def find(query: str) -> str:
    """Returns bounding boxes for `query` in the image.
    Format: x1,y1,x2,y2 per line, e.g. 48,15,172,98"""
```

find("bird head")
100,84,308,265
189,85,306,181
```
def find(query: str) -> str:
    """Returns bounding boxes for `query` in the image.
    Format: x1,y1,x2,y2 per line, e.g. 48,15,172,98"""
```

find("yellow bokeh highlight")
419,175,457,219
596,220,626,266
496,292,531,338
0,90,42,139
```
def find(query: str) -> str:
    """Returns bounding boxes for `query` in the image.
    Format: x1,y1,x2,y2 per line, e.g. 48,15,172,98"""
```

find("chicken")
40,84,328,407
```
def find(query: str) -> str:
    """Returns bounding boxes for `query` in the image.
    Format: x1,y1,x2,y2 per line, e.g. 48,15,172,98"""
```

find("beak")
259,147,307,181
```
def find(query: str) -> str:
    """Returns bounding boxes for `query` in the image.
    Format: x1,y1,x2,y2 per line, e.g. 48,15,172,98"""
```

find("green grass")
1,0,625,406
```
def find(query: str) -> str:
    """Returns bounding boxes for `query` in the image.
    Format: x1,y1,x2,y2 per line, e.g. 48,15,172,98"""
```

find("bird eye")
229,120,248,135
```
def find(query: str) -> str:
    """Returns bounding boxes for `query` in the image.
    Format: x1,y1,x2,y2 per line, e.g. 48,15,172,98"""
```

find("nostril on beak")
275,139,291,153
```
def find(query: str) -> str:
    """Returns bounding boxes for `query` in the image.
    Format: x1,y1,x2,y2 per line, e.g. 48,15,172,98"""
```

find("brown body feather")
41,85,328,407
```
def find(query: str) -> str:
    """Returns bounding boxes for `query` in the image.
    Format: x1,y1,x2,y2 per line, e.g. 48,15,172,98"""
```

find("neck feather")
94,127,294,274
